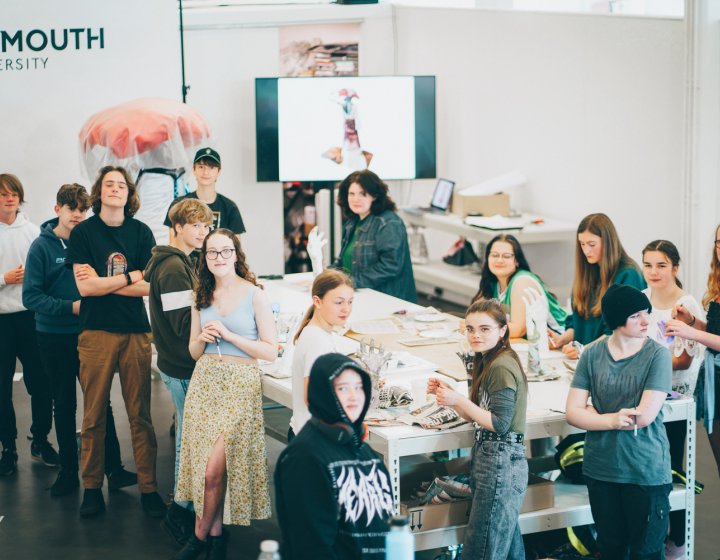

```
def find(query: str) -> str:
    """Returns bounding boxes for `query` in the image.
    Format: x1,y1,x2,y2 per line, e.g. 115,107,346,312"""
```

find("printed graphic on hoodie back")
333,460,393,526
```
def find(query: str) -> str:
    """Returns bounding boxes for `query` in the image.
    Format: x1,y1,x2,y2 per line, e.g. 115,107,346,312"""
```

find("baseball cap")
193,147,221,166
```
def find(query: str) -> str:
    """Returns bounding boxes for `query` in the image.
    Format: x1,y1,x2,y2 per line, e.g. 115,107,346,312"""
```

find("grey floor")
1,317,718,558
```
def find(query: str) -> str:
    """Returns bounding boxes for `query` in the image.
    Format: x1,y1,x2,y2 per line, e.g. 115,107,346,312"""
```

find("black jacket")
274,353,394,560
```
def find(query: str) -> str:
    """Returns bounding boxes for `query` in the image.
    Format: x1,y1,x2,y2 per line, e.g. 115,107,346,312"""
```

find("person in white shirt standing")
0,173,58,476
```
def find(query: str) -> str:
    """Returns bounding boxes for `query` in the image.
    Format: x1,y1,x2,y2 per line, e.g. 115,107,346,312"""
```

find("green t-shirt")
476,352,527,434
571,338,672,485
493,269,568,332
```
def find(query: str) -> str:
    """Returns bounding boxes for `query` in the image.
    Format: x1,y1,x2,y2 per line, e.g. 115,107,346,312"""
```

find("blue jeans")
160,372,193,511
463,440,527,559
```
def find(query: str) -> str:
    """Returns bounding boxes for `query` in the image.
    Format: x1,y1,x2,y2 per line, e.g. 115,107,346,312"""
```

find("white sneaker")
665,540,686,560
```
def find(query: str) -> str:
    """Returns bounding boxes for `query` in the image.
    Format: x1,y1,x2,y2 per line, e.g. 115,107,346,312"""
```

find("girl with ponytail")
289,270,354,438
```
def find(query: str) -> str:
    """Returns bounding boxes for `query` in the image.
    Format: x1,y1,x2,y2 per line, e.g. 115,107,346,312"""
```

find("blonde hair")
572,213,638,319
168,198,213,230
703,224,720,309
294,270,353,344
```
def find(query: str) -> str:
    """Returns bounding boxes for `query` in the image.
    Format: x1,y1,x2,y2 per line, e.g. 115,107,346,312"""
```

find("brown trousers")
78,330,157,492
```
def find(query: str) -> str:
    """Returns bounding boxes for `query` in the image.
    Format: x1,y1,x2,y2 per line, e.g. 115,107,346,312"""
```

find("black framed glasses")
205,248,235,260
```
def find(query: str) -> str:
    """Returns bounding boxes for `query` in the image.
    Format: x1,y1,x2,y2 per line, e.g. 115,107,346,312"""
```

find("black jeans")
36,332,122,474
586,476,672,559
665,420,687,546
0,311,52,449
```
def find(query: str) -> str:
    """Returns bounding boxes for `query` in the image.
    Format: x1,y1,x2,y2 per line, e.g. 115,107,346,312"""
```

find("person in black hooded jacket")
274,353,394,560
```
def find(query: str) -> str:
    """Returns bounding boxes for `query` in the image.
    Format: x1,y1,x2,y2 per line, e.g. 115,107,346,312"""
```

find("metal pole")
179,0,189,102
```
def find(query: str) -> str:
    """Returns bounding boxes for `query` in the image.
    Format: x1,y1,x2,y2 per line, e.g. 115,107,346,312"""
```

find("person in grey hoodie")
0,173,56,476
22,183,137,496
144,198,212,546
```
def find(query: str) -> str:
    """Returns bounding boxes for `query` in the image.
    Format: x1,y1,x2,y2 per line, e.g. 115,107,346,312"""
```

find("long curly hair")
336,169,397,220
194,228,258,310
703,224,720,309
572,213,638,319
466,299,526,406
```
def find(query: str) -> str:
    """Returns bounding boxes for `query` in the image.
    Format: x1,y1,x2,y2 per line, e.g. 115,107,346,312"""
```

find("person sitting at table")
333,169,416,302
427,298,528,560
549,213,645,358
275,353,393,560
289,269,354,439
566,284,672,560
473,233,567,338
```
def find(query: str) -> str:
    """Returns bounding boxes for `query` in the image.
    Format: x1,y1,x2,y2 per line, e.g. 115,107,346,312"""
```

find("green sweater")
144,245,197,379
565,266,646,345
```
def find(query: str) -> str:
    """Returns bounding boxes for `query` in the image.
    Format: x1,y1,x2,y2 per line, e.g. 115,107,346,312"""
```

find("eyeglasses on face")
488,252,515,261
205,248,235,260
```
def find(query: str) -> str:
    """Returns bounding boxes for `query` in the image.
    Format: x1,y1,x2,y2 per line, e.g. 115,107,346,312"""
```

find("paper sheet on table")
464,215,524,230
349,319,401,334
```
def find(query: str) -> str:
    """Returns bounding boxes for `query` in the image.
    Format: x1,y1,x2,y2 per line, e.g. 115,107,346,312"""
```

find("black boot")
206,532,227,560
163,502,194,546
170,534,208,560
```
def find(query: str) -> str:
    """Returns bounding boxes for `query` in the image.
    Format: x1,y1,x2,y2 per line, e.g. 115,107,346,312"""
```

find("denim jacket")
334,210,416,303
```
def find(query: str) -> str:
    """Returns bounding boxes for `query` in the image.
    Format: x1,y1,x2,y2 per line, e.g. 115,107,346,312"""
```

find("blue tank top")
200,286,258,358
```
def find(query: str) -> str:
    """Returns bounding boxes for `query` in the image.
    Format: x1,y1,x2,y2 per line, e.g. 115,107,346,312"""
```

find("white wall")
394,7,685,293
1,0,180,226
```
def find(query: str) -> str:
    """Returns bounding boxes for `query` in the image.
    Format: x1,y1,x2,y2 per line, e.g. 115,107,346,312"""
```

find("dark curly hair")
194,228,259,310
89,166,140,217
336,170,397,220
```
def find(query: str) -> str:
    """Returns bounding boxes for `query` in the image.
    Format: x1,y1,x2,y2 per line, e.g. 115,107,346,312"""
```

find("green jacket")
144,245,197,379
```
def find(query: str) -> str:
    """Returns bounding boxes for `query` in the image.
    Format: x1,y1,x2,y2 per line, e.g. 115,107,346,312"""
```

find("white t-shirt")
643,288,705,395
290,324,341,434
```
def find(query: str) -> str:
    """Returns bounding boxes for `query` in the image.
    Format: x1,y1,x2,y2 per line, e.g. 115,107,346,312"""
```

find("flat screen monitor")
255,76,436,182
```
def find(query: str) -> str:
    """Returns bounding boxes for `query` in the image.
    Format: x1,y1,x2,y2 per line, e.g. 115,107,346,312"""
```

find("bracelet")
688,314,696,327
124,272,132,286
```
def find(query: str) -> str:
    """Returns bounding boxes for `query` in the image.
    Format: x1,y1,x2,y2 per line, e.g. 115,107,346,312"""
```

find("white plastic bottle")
385,515,414,560
257,539,281,560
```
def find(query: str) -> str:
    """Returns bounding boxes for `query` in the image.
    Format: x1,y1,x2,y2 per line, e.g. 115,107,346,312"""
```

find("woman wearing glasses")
665,225,720,482
428,299,528,559
549,213,645,358
473,233,567,338
174,228,277,560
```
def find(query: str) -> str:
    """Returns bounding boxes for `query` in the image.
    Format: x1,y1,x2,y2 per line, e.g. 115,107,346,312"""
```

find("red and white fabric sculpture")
79,97,211,244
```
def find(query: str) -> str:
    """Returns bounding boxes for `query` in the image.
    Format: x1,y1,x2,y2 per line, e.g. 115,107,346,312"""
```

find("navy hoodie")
22,218,80,333
274,353,394,560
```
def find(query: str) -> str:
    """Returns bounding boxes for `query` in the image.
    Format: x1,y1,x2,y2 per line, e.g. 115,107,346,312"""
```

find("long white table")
260,275,696,558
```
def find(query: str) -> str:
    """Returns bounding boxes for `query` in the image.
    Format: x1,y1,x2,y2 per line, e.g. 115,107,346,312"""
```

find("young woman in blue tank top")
173,228,278,560
666,223,720,481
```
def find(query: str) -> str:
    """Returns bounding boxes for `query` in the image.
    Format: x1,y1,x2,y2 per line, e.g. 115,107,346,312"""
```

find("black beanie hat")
601,284,652,330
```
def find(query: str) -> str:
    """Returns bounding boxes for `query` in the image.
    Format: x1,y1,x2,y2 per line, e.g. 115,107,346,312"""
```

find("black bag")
442,237,479,266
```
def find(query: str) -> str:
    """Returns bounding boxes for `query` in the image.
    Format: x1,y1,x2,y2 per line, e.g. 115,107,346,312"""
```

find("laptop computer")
414,178,455,214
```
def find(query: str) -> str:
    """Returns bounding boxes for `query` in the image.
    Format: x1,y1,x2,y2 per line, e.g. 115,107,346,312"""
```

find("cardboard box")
400,471,554,533
520,473,555,513
451,192,510,218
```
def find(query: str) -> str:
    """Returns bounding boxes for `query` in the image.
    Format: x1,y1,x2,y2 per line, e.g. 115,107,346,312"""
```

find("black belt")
475,429,524,444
